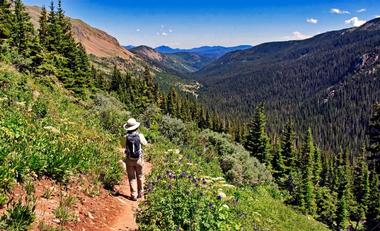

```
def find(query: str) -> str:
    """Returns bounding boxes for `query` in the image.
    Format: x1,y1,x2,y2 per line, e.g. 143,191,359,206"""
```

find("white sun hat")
123,118,141,131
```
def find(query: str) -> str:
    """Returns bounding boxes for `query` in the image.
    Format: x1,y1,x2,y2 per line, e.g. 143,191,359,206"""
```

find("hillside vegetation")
194,18,380,153
1,1,380,231
0,1,334,230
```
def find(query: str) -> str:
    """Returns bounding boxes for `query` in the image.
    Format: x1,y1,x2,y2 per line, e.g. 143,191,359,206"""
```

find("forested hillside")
0,1,339,230
195,18,380,153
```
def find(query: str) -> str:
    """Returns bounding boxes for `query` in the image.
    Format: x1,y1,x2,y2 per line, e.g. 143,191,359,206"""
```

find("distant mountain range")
194,17,380,152
125,45,252,73
130,45,193,75
154,45,252,59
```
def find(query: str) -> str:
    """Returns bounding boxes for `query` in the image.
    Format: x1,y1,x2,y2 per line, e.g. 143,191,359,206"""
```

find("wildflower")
168,184,173,190
179,172,186,178
217,195,222,200
209,203,215,209
217,191,227,200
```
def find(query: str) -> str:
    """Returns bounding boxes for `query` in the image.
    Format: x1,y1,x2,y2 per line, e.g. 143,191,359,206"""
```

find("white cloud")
293,31,311,40
169,29,173,33
283,31,311,40
345,17,366,27
161,32,168,36
330,8,350,14
136,28,141,32
357,8,366,13
376,15,380,18
306,18,318,24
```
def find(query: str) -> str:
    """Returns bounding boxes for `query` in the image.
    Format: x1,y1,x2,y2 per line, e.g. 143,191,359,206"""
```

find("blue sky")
24,0,380,48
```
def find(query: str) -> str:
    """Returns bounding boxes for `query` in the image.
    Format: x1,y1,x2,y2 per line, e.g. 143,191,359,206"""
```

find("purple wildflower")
179,172,186,178
217,195,222,200
209,203,215,209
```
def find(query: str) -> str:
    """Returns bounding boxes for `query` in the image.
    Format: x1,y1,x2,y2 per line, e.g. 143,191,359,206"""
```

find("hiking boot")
131,196,137,201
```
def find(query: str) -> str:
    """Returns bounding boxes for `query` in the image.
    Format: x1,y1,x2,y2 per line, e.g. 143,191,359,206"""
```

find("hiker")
123,118,148,201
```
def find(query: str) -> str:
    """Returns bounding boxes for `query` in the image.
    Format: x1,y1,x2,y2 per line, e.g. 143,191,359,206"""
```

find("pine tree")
316,186,337,228
0,0,13,40
272,141,286,180
336,192,349,231
244,105,272,167
366,171,380,231
352,149,370,226
11,0,36,57
334,149,355,231
110,65,122,91
281,122,296,173
71,43,91,94
300,129,317,216
46,1,59,52
367,103,380,173
313,148,322,185
38,6,48,47
167,88,179,116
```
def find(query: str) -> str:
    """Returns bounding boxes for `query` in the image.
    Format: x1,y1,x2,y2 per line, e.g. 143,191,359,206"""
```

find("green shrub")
0,200,36,231
199,130,272,186
138,171,239,231
100,158,124,190
159,115,195,145
32,98,48,119
93,93,130,135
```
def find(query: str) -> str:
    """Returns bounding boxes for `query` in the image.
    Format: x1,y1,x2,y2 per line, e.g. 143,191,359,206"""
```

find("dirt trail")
31,162,152,231
110,161,152,231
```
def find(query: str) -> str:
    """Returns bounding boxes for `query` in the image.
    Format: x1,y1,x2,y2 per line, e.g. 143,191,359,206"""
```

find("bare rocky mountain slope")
26,5,134,60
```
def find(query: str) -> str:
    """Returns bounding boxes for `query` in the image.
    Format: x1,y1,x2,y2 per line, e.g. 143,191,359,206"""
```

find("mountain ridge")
26,5,134,60
154,45,252,59
194,17,380,152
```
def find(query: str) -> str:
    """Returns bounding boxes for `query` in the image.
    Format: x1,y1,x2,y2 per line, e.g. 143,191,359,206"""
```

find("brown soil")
1,162,152,231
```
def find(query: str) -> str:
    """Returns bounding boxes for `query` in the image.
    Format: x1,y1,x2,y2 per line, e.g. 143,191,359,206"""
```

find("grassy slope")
0,63,124,194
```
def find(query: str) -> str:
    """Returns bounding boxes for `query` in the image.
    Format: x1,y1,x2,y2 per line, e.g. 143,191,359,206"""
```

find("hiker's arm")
140,134,148,146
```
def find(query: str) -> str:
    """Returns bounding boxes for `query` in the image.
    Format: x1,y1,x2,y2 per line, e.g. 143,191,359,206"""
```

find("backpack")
125,133,142,160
